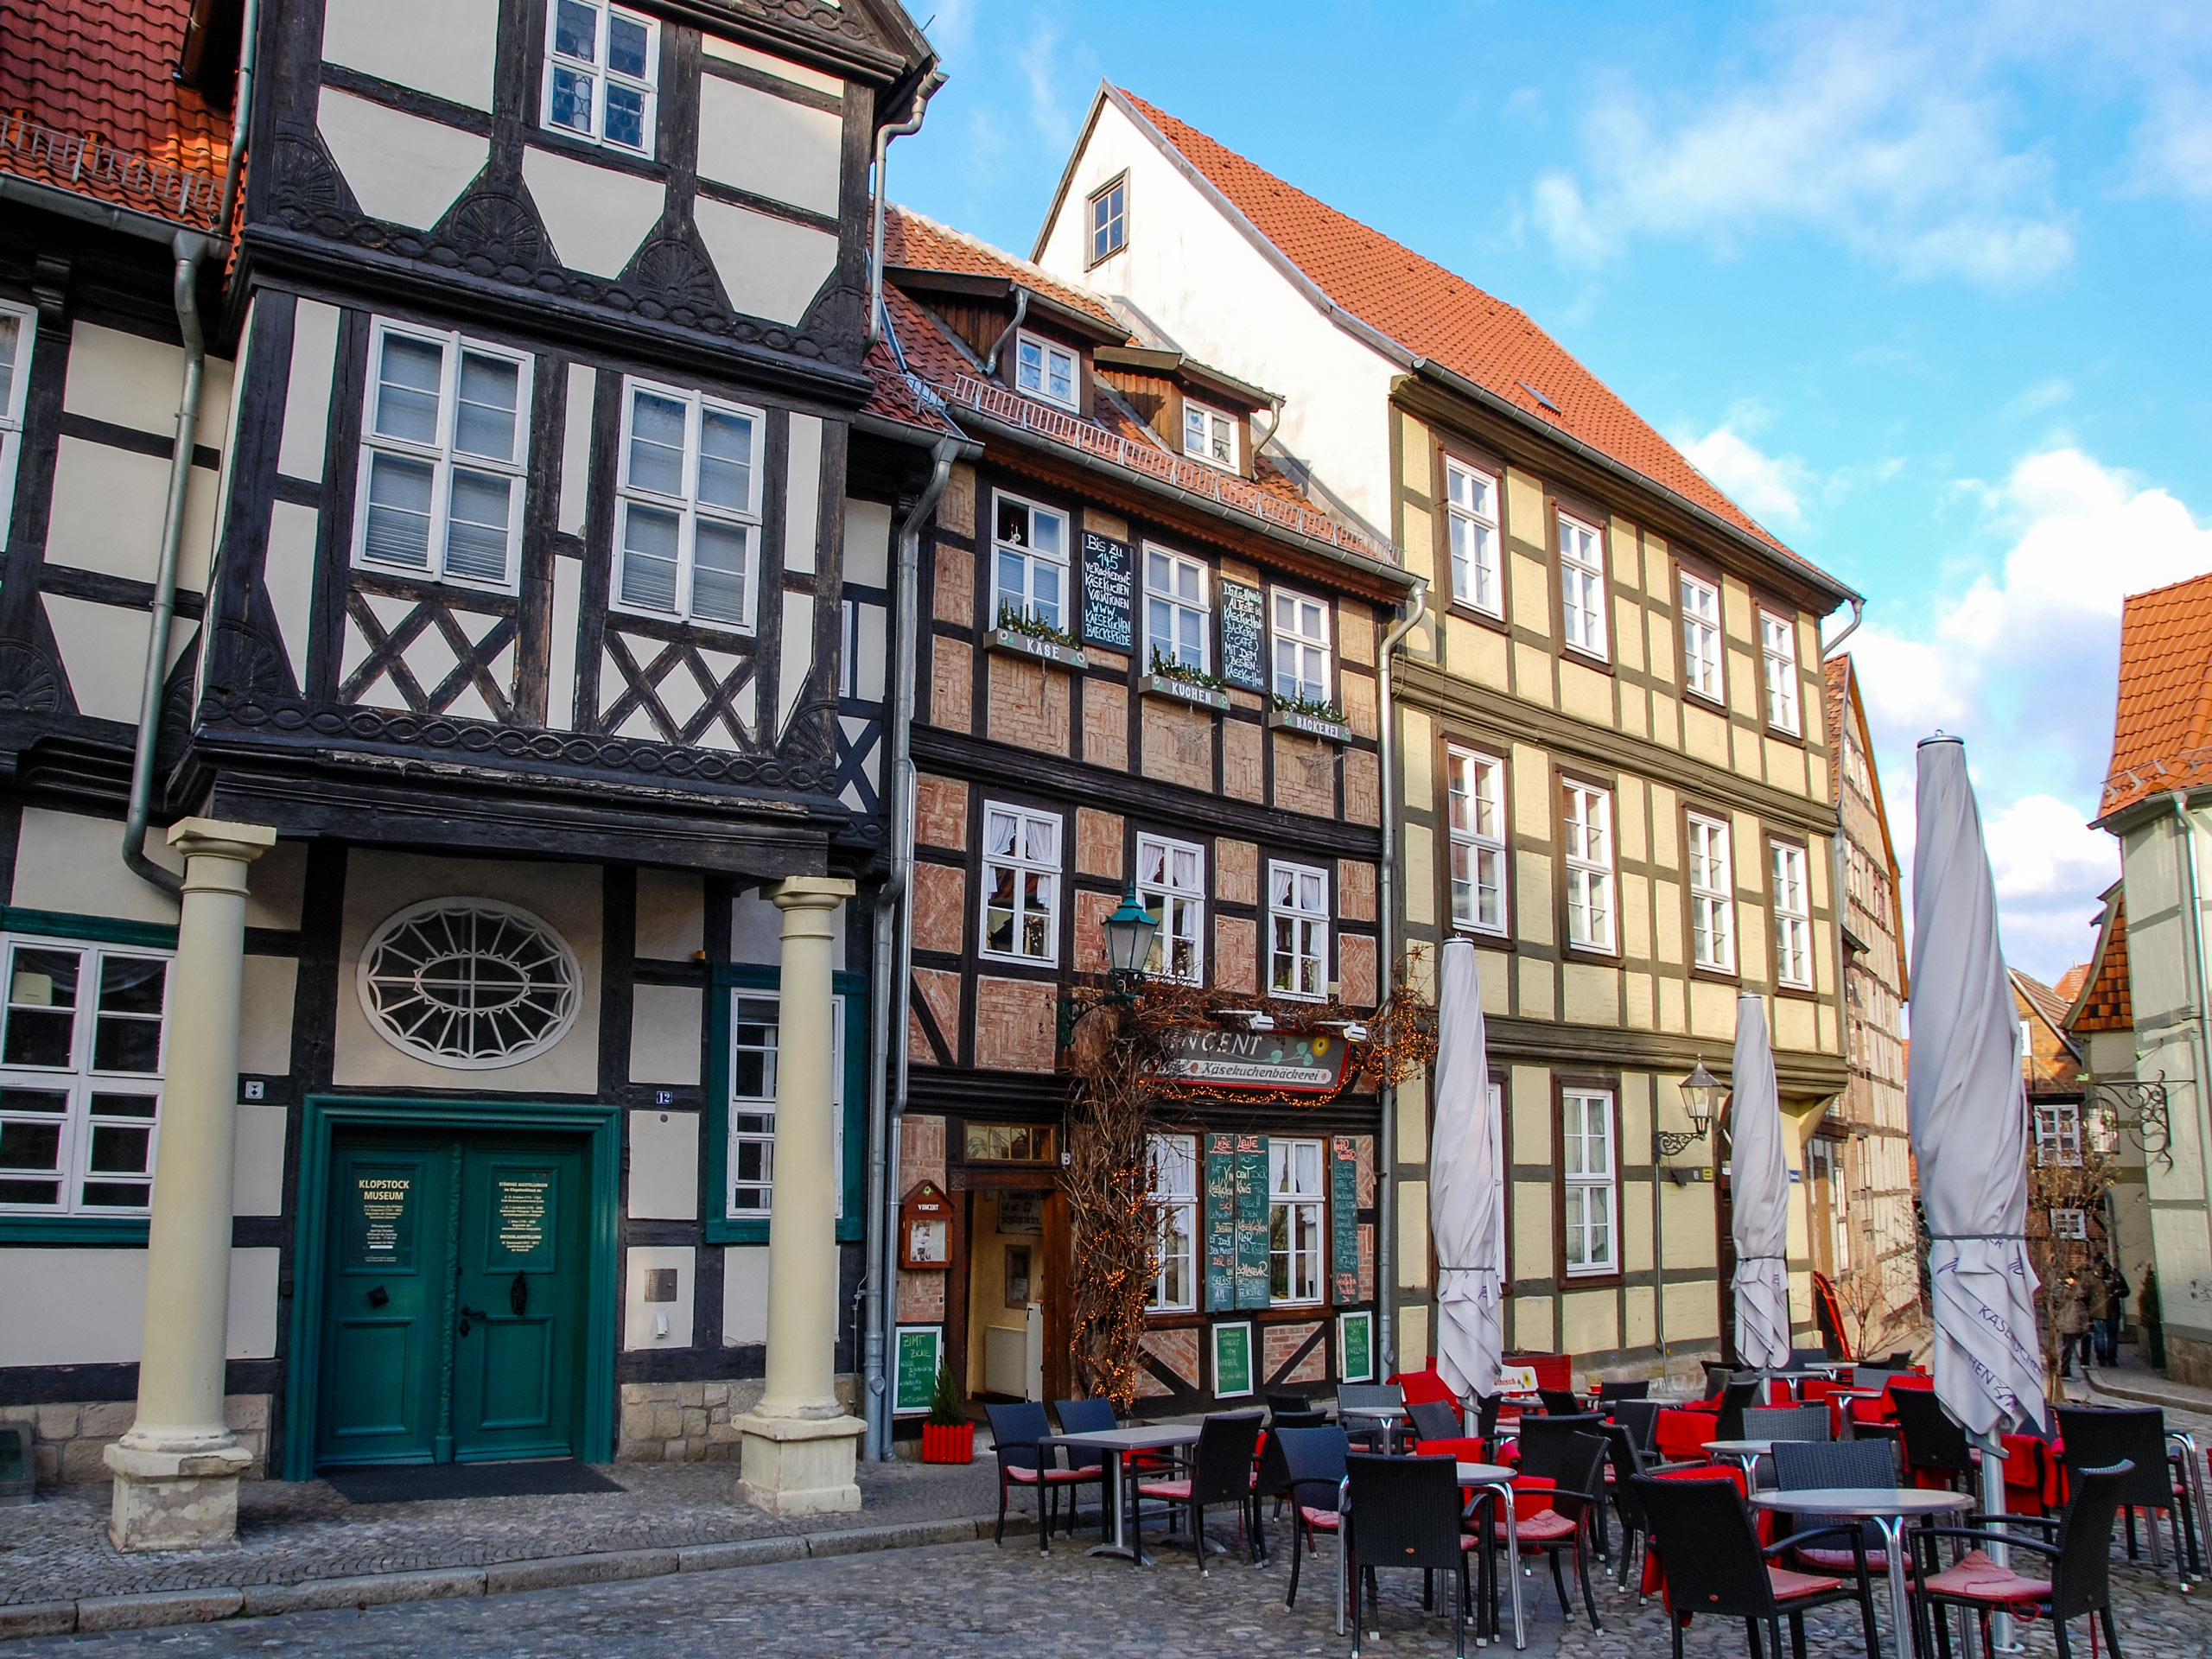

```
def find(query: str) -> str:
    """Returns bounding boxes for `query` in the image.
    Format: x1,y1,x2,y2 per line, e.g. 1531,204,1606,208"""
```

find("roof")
2066,883,2133,1034
887,207,1123,331
1091,88,1850,598
0,0,231,230
2101,570,2212,820
2055,964,2089,1003
2012,969,2083,1075
858,330,961,439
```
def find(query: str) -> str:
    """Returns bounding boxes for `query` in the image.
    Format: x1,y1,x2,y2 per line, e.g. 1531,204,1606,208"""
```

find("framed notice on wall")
1338,1311,1375,1384
1212,1321,1255,1398
892,1325,943,1417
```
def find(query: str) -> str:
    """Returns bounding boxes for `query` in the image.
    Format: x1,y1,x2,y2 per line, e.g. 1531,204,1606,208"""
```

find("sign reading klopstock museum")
1218,578,1266,690
1160,1027,1348,1094
1080,531,1133,649
349,1168,415,1269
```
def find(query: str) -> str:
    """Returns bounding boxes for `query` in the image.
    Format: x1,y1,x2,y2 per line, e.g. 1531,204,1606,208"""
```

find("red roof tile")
2100,570,2212,819
0,1,230,229
2067,887,2132,1034
1109,89,1849,594
887,207,1123,331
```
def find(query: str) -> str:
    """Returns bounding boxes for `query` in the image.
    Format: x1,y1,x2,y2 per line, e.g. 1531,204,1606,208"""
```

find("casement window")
355,321,531,590
613,380,761,630
1771,840,1813,988
1681,573,1722,700
543,0,658,156
2033,1102,2084,1167
1560,1088,1618,1277
1558,512,1607,658
1088,175,1128,264
2050,1208,2088,1241
1686,812,1737,974
1268,861,1330,1000
0,938,169,1217
982,804,1061,963
1136,833,1205,984
1182,399,1237,470
1271,588,1331,705
1012,331,1079,410
1760,609,1802,734
1145,546,1208,671
1445,459,1501,616
0,300,33,541
1147,1133,1198,1311
1268,1137,1325,1304
1446,747,1507,937
727,991,843,1217
1561,782,1616,953
992,493,1069,632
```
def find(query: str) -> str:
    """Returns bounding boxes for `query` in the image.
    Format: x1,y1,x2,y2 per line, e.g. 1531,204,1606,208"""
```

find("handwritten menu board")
893,1325,942,1416
1080,531,1132,649
1205,1132,1271,1312
1218,578,1266,691
1331,1137,1361,1305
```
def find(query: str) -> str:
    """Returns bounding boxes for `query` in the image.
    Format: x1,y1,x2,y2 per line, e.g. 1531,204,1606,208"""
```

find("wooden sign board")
1160,1027,1347,1095
1338,1310,1374,1383
899,1180,955,1271
1212,1321,1254,1398
893,1325,943,1416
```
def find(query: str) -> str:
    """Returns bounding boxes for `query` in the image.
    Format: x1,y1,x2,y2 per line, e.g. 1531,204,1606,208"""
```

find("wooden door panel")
315,1140,450,1467
453,1140,586,1461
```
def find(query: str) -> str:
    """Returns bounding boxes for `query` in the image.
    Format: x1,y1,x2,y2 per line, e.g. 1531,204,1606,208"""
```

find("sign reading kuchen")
1160,1027,1347,1094
1080,531,1133,649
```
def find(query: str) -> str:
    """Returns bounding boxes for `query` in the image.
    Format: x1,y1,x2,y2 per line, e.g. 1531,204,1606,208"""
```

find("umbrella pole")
1974,1429,2022,1653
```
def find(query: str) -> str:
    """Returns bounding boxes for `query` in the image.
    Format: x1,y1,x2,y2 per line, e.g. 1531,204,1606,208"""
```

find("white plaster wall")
783,415,823,575
692,199,836,327
1032,99,1402,537
0,1247,279,1366
232,1103,289,1217
238,956,297,1077
9,810,305,930
45,435,219,589
696,79,842,218
700,37,842,98
623,1244,696,1350
321,0,499,112
626,1109,699,1219
730,887,781,965
521,149,664,280
61,322,234,439
319,89,488,231
628,984,702,1084
778,592,814,737
634,869,704,960
277,299,341,483
843,498,890,588
264,500,320,689
40,601,196,724
558,365,595,537
722,1244,771,1344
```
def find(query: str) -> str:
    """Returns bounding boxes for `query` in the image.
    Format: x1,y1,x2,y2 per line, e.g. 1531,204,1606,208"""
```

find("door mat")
321,1459,626,1504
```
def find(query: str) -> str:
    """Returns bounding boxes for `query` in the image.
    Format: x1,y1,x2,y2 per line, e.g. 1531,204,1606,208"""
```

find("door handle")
459,1303,487,1335
510,1272,529,1317
366,1286,390,1310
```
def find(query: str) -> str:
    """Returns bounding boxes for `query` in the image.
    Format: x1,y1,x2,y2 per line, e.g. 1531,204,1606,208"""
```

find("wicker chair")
2054,1406,2202,1580
1345,1453,1478,1659
1135,1411,1263,1576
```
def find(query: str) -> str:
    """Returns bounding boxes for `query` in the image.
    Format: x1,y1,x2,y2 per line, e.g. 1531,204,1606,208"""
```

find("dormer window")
1088,175,1128,264
543,0,658,157
1182,399,1238,471
1013,332,1079,410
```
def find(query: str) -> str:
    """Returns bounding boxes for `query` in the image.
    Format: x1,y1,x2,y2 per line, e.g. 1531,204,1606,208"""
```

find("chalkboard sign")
1338,1311,1374,1383
1331,1137,1360,1305
1205,1131,1272,1312
1080,531,1133,649
1212,1321,1254,1397
892,1325,943,1416
1219,578,1266,691
1205,1135,1239,1313
1234,1137,1268,1309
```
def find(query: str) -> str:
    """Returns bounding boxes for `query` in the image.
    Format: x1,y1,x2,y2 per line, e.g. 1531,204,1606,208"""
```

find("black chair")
1596,1424,1705,1591
984,1401,1095,1551
1135,1411,1263,1575
1892,1389,1974,1493
1051,1397,1116,1540
1515,1413,1605,1482
1486,1428,1607,1628
2055,1405,2201,1578
1268,1408,1330,1431
1704,1360,1737,1399
1338,1382,1404,1452
1344,1453,1477,1659
1612,1397,1662,1453
1908,1459,2134,1659
1788,1347,1834,1371
1632,1471,1883,1659
1598,1378,1650,1402
1408,1398,1462,1444
1714,1376,1763,1443
1473,1393,1506,1444
1539,1388,1586,1417
1275,1425,1351,1625
1877,1351,1916,1370
1742,1403,1832,1484
1268,1391,1314,1417
1771,1440,1899,1573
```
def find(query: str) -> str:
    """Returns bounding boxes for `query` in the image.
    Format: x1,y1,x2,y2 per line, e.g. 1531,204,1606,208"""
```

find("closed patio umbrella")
1728,993,1792,1370
1431,938,1502,1402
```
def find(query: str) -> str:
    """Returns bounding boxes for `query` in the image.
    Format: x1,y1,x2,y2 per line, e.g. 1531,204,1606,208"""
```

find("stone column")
734,874,865,1516
106,818,276,1551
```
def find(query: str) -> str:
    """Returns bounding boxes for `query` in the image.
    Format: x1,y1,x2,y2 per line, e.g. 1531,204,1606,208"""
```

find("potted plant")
918,1361,973,1464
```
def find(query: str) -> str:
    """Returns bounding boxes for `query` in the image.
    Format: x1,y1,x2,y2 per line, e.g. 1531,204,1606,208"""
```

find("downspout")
1373,577,1429,1379
862,435,962,1460
1821,596,1865,659
863,70,947,352
981,289,1029,378
1251,393,1285,455
2170,791,2212,1306
1820,605,1865,1347
122,0,259,894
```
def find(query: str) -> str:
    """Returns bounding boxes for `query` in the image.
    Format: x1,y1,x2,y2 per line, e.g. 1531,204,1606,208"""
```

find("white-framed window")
1562,782,1615,953
2033,1102,2084,1167
1182,399,1237,470
1268,861,1329,999
1271,588,1331,705
1771,841,1813,988
727,990,844,1217
1012,331,1079,410
0,937,170,1216
982,803,1062,963
1686,811,1736,974
1136,834,1205,984
0,300,34,540
1268,1137,1325,1304
1760,609,1802,734
542,0,658,156
2050,1207,2088,1241
1088,175,1128,264
1145,545,1208,672
1561,1088,1618,1276
991,493,1069,632
613,379,761,631
1147,1133,1198,1311
1559,512,1607,658
353,320,532,590
1445,458,1501,616
358,899,583,1068
1446,747,1507,936
1681,572,1722,700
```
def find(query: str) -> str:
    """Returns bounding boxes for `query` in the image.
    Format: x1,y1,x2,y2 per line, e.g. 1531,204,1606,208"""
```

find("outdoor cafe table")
1341,1402,1409,1454
1455,1461,1528,1651
1702,1438,1775,1481
1039,1423,1201,1565
1747,1484,1972,1648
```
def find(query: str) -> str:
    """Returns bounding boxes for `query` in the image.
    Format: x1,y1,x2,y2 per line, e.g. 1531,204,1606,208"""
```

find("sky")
888,0,2212,987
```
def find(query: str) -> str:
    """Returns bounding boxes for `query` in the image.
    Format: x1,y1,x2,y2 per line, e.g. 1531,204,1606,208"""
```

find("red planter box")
920,1421,974,1465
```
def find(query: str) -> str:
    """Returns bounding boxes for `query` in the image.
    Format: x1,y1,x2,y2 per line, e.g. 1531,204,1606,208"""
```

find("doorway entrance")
314,1128,589,1469
961,1186,1069,1404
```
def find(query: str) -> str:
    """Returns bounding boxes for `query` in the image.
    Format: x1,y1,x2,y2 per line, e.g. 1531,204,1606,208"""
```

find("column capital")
767,875,856,913
165,817,277,865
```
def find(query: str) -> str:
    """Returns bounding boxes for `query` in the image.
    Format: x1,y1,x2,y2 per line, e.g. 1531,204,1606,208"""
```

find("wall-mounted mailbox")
899,1180,954,1271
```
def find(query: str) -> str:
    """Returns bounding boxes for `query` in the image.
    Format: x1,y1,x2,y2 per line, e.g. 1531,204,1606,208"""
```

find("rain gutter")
863,70,946,352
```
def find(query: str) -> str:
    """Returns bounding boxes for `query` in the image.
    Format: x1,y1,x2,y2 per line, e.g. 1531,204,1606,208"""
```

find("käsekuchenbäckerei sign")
1159,1027,1347,1094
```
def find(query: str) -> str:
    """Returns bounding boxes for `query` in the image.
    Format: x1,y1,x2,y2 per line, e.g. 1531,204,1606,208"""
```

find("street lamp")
1102,884,1160,995
1657,1057,1721,1158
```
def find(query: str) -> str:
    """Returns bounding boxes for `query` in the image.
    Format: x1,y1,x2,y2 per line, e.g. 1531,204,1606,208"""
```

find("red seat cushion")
1797,1546,1887,1572
1497,1508,1577,1541
1138,1478,1192,1500
1300,1504,1341,1532
1769,1566,1844,1601
1920,1550,2051,1606
1005,1465,1040,1484
1040,1467,1095,1484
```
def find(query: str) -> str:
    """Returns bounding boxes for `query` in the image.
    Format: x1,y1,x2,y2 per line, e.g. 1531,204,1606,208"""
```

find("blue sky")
890,0,2212,984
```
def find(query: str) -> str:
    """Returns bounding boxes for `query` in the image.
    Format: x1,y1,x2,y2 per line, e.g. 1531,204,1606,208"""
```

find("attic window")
1088,175,1128,265
1013,332,1079,410
1517,380,1560,414
1181,399,1238,471
543,0,659,157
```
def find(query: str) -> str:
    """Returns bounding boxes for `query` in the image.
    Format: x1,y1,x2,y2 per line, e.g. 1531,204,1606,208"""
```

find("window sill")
707,1217,862,1245
1689,963,1741,984
1265,707,1351,744
978,949,1062,973
1560,644,1613,672
0,1215,150,1244
989,627,1087,670
609,602,758,639
1141,671,1227,712
1446,600,1509,632
1451,920,1510,943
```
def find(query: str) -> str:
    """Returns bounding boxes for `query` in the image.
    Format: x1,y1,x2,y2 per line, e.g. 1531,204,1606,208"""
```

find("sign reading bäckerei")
1157,1027,1346,1094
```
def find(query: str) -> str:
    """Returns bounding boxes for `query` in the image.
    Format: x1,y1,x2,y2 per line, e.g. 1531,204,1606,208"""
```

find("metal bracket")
1654,1128,1704,1160
2088,1073,2173,1171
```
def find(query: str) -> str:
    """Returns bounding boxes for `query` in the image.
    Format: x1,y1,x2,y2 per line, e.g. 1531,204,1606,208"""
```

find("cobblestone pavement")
0,1459,1001,1606
7,1522,2210,1659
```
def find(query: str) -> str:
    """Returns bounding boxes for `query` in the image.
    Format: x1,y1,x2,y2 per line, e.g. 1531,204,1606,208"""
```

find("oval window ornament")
357,899,582,1069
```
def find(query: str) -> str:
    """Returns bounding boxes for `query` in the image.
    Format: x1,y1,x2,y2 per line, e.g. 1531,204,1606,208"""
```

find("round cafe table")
1747,1484,1972,1646
1456,1462,1526,1650
1701,1438,1774,1480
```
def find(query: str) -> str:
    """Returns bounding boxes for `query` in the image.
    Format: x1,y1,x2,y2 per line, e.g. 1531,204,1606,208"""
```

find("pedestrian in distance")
2081,1262,2109,1373
2056,1277,2092,1378
2100,1257,2129,1364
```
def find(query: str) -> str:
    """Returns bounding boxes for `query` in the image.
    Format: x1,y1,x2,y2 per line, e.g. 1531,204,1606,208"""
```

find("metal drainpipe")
981,289,1029,378
122,0,259,893
861,435,961,1460
2171,791,2212,1291
1372,578,1429,1378
862,71,946,353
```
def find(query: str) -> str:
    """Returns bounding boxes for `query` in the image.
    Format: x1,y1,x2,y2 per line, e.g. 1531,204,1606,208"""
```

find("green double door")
315,1130,589,1468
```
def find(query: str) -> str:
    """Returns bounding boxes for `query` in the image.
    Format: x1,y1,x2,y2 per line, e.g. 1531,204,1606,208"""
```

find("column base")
732,1412,865,1516
103,1439,253,1551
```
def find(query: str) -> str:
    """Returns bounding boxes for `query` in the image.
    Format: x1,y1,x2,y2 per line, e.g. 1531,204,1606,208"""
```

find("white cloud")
2129,80,2212,201
1017,26,1072,153
1670,410,1816,531
2002,377,2072,419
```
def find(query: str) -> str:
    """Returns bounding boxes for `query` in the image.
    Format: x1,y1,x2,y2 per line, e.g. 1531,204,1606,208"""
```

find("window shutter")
1235,1134,1269,1311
